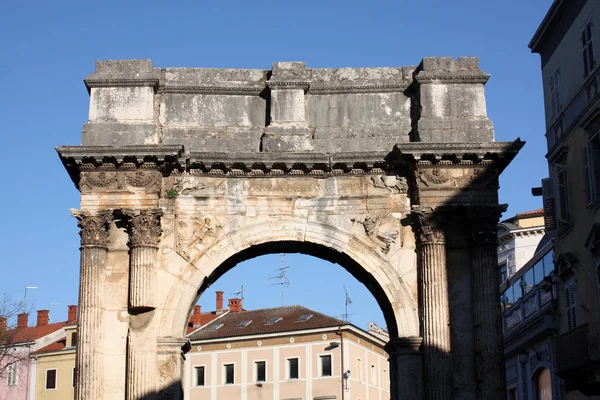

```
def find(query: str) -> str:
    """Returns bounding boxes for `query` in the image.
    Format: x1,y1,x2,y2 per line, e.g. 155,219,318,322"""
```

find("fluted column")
467,205,506,400
73,210,112,400
412,207,452,400
123,209,163,310
122,209,163,400
385,337,423,400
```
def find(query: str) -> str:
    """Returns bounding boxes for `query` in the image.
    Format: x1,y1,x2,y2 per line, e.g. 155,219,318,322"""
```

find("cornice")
84,78,159,91
159,85,265,95
308,82,409,94
395,139,525,164
266,80,310,90
414,72,490,84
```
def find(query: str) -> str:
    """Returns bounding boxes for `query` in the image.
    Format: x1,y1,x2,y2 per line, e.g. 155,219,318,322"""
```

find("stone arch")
158,218,419,341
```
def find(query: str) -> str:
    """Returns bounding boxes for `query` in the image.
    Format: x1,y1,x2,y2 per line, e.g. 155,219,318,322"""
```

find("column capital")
466,204,507,245
385,336,423,356
410,206,446,245
72,209,112,248
122,208,163,248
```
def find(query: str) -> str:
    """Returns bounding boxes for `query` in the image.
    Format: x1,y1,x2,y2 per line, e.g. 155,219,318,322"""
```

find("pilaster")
385,337,423,400
72,210,112,400
157,337,189,400
467,204,507,400
262,61,313,151
411,207,452,400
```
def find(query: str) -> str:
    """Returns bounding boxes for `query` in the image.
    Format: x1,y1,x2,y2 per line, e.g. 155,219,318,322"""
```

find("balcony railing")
502,282,554,334
556,322,600,374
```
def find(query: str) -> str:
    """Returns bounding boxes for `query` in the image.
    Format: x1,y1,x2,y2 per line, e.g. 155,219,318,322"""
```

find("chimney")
36,310,49,327
67,305,77,324
17,313,28,329
228,298,242,313
189,305,202,326
0,317,6,330
216,291,224,313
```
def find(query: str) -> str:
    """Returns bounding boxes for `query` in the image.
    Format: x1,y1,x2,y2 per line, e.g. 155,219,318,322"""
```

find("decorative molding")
266,80,310,90
72,210,112,248
414,72,490,84
122,209,164,248
417,166,498,189
309,82,409,94
159,85,264,95
84,78,159,90
80,170,161,193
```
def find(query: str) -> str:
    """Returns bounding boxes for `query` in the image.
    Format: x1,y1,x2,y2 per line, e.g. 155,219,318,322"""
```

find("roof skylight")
265,317,283,325
296,314,313,322
207,323,224,331
236,320,252,328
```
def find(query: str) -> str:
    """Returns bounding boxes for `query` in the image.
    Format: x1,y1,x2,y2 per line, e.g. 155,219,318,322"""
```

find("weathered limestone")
72,210,112,400
412,208,452,400
58,58,523,400
468,205,507,400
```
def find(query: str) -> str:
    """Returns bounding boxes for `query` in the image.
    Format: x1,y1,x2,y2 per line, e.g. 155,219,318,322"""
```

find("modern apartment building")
185,305,390,400
530,0,600,396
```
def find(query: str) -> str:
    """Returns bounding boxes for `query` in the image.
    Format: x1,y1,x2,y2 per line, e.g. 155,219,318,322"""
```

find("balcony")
556,322,600,395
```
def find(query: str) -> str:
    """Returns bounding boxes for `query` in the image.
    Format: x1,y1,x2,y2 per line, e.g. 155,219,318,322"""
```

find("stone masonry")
57,58,523,400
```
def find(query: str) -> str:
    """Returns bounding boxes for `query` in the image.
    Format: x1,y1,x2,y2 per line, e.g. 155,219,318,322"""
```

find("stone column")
72,210,112,400
412,208,452,400
385,337,423,400
123,208,163,310
123,209,163,400
467,205,506,400
157,337,189,400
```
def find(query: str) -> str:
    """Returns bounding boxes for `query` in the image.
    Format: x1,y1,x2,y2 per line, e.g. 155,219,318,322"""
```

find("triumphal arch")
57,58,522,400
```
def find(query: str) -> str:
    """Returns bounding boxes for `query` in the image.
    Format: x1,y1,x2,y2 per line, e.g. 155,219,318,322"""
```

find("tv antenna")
341,286,354,322
232,285,247,302
269,254,290,306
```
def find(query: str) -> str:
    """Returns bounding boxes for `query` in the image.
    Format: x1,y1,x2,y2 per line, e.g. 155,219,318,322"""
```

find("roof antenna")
342,286,354,322
233,285,247,302
269,254,290,306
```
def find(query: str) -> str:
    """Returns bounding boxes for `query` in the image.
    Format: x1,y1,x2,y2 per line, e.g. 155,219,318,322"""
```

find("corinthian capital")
410,206,446,245
72,210,112,248
466,204,507,245
122,209,164,247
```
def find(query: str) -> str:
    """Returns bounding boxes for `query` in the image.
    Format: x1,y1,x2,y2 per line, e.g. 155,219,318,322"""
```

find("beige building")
530,0,600,397
186,305,390,400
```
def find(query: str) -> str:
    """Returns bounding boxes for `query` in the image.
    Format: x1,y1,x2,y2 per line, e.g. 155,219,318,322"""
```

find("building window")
556,164,570,226
500,260,508,283
195,366,205,386
536,368,552,400
7,363,17,386
356,358,362,382
320,355,332,377
565,278,578,330
549,68,562,120
371,364,377,386
223,364,234,385
71,332,78,347
582,21,596,78
287,358,299,379
255,361,266,382
72,367,76,388
584,130,600,205
46,369,57,390
383,368,388,388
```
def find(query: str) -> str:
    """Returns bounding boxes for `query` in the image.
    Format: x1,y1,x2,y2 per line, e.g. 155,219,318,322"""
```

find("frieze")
172,177,208,197
414,73,490,84
122,209,164,248
159,85,264,95
354,215,401,254
72,210,113,248
417,166,498,189
80,170,162,193
309,82,409,94
370,175,408,194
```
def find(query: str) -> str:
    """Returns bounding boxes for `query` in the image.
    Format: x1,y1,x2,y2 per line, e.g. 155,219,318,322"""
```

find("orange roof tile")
35,338,67,354
515,208,544,217
1,322,67,345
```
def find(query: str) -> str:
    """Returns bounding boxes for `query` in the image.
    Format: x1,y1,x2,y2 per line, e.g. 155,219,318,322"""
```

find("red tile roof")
1,322,67,345
189,306,345,341
515,208,544,218
35,338,67,354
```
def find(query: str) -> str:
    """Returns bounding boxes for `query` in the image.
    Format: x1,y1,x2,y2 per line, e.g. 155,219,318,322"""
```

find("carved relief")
157,358,177,400
355,215,401,254
80,171,161,193
73,211,112,247
370,175,408,193
418,167,497,189
176,215,223,263
123,209,164,247
173,177,208,197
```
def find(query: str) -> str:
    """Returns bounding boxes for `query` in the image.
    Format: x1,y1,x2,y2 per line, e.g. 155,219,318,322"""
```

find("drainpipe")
336,327,345,400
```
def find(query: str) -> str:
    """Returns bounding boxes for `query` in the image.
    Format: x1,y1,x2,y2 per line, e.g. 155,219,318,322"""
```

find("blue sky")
0,0,551,330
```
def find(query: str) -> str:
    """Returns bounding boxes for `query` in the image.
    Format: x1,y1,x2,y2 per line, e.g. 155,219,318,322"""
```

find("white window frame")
549,66,562,120
582,19,596,78
318,354,333,377
253,360,267,383
6,363,17,387
193,364,206,387
222,363,235,385
565,278,578,331
45,368,57,390
285,357,299,380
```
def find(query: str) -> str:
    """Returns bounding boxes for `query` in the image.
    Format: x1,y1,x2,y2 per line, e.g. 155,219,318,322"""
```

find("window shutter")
564,281,577,330
542,178,557,231
584,144,592,205
556,165,570,224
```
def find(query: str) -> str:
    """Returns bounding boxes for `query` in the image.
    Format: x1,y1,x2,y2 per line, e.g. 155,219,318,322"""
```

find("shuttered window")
556,165,570,225
584,130,600,205
542,178,557,231
582,21,596,78
549,68,562,120
564,279,578,331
